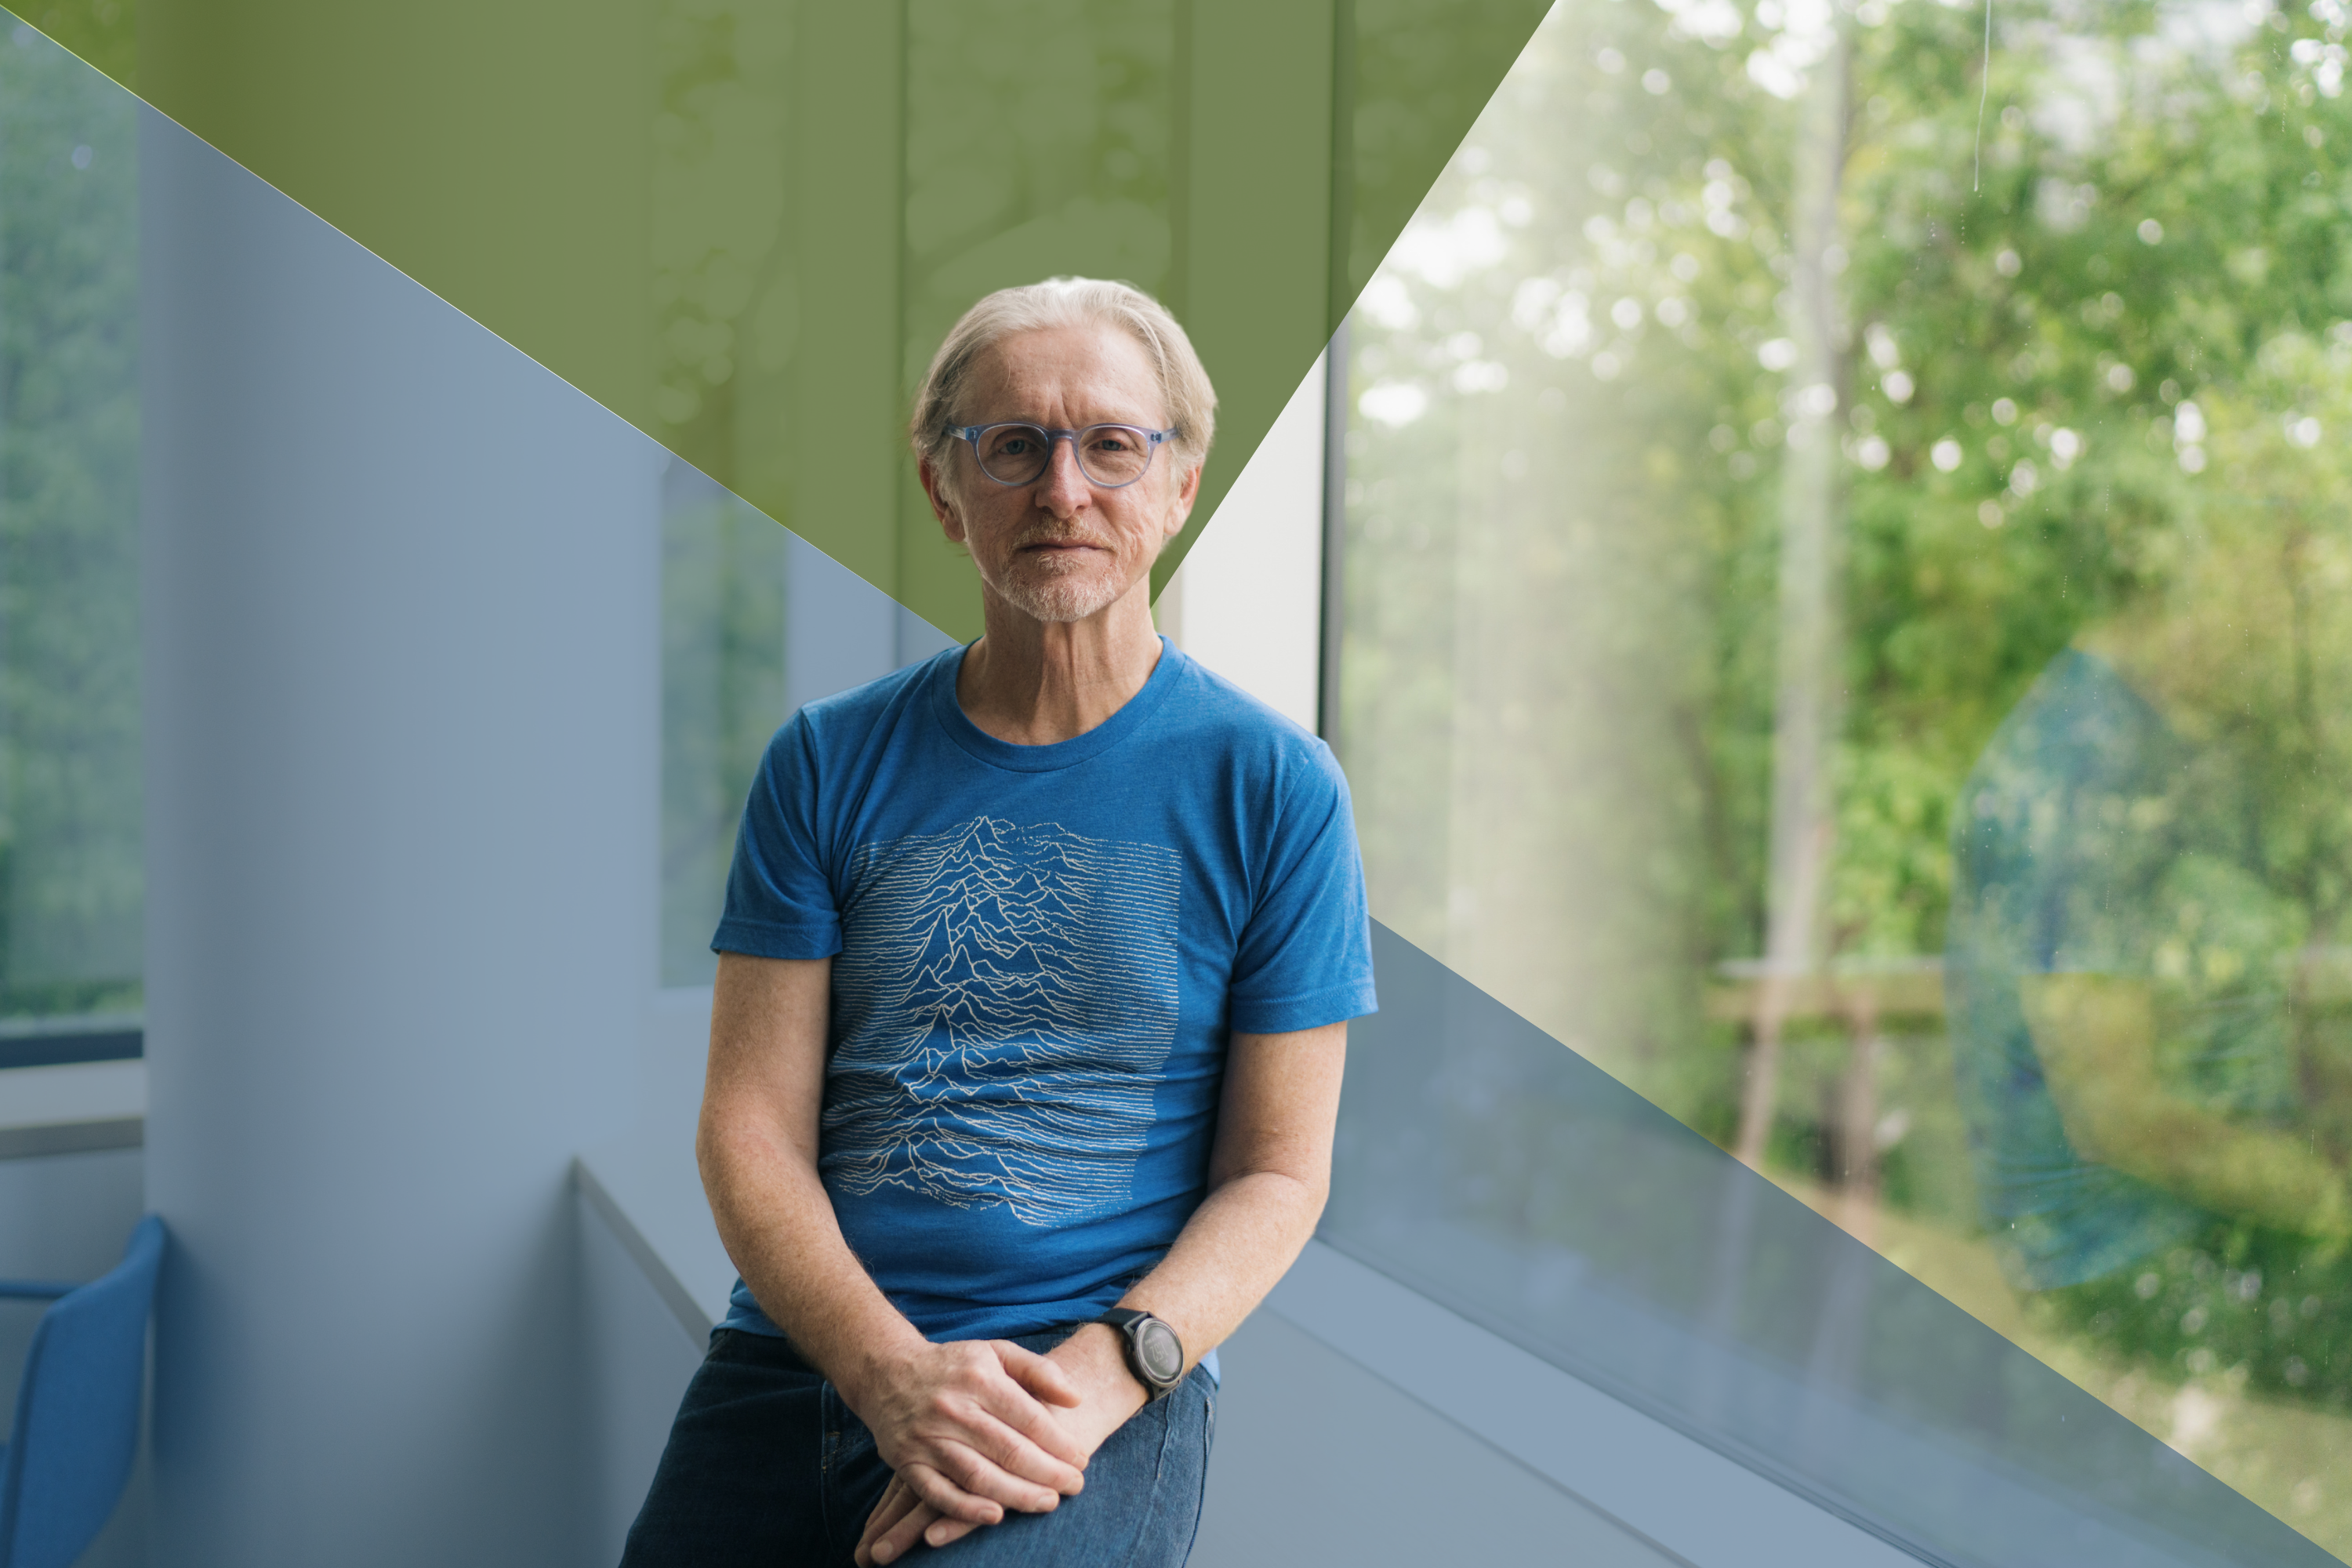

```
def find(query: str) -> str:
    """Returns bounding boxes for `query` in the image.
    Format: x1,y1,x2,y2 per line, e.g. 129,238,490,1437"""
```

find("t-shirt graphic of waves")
824,816,1182,1225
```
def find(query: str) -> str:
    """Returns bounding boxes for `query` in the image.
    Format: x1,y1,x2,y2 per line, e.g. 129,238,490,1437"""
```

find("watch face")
1137,1319,1183,1385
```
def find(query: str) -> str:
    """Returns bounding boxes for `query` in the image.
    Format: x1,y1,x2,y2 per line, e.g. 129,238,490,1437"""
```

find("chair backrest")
0,1214,166,1568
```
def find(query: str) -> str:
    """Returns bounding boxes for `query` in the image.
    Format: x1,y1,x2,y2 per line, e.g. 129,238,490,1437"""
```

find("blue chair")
0,1215,165,1568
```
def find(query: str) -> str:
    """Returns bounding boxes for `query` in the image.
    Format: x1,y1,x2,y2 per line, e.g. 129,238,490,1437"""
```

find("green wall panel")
36,0,1545,638
1346,1,1552,315
789,2,905,607
900,0,1181,630
137,0,658,430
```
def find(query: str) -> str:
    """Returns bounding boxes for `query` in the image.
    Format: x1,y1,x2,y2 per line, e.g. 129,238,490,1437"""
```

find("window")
658,464,951,987
659,466,786,988
1334,0,2352,1549
0,24,140,1029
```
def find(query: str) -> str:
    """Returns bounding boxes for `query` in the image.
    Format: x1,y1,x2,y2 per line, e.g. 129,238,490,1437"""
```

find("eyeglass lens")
975,424,1156,487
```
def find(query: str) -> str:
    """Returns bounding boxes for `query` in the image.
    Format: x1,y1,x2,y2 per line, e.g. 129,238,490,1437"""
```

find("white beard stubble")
985,532,1152,623
996,563,1125,623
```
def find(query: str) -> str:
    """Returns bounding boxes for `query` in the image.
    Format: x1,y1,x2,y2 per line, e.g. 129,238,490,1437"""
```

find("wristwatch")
1096,1307,1185,1399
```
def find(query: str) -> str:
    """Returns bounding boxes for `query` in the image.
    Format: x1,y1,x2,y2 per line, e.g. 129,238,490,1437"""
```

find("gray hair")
909,278,1218,488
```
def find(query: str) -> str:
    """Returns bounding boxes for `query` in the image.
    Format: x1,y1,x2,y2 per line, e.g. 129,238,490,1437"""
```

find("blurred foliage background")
0,20,138,1018
26,0,2352,1540
1337,0,2352,1544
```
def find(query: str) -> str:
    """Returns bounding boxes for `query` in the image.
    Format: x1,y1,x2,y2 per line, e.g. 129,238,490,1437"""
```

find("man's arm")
2020,971,2352,1234
1098,1018,1351,1367
859,1019,1349,1564
699,951,1091,1529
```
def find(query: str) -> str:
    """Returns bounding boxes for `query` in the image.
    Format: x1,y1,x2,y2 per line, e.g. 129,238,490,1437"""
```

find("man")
1947,390,2352,1400
622,277,1377,1566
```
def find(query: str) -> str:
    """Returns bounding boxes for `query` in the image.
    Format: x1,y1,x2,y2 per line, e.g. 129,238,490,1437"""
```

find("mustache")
1014,530,1109,550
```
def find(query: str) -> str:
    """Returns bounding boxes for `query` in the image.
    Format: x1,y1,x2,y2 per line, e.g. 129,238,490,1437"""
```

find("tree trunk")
1834,984,1882,1245
1735,24,1853,1171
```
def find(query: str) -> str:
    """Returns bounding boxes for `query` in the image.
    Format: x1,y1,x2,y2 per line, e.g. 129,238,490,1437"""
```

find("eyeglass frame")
946,422,1178,490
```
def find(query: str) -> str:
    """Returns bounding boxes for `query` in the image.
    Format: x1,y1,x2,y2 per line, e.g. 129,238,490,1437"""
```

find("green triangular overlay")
14,0,126,85
36,0,1545,639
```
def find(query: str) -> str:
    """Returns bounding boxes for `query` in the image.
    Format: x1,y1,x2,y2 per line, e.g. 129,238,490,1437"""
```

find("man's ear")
1164,461,1203,539
919,456,966,544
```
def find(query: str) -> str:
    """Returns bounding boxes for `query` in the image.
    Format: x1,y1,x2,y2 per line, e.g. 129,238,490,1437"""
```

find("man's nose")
1034,437,1092,514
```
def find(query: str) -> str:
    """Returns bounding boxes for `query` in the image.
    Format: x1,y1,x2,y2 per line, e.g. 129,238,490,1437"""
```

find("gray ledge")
0,1117,143,1160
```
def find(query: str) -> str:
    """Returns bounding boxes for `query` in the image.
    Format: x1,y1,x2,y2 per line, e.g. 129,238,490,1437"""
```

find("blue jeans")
620,1328,1215,1568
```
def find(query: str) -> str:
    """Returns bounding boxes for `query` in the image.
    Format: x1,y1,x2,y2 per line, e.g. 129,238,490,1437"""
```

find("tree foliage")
0,20,138,1016
1337,0,2352,1514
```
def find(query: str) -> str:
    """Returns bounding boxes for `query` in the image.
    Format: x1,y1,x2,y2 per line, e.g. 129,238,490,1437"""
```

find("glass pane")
659,464,944,988
652,0,794,494
901,0,1178,397
0,21,140,1022
660,463,786,989
1334,0,2352,1555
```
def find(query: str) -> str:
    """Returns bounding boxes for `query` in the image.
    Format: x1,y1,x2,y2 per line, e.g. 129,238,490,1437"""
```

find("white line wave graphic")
823,816,1181,1225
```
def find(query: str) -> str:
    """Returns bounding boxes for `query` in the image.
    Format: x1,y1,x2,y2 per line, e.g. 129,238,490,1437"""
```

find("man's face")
922,324,1200,626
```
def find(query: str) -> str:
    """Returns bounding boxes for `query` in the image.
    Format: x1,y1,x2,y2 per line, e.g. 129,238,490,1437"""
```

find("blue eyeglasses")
948,422,1176,488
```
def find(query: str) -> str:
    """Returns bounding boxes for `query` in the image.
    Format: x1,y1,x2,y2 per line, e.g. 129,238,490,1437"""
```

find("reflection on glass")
902,0,1175,399
652,1,793,494
1337,0,2352,1551
660,465,784,988
0,23,140,1019
1955,400,2352,1425
659,466,941,987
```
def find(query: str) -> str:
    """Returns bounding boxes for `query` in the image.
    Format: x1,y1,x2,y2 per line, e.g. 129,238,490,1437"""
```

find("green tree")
0,20,140,1017
1337,0,2352,1531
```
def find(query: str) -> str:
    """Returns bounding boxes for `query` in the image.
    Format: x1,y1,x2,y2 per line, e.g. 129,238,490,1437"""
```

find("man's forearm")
699,951,934,1406
1031,1169,1323,1439
1083,1019,1349,1380
698,1113,926,1404
2026,972,2350,1236
1113,1168,1325,1369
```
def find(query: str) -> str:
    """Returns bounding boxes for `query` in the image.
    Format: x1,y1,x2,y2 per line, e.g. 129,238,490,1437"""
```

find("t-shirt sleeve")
1225,743,1379,1035
711,713,844,960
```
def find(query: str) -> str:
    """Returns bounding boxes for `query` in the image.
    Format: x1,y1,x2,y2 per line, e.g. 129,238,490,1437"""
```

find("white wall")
141,104,658,1566
1160,356,1327,732
579,1184,704,1563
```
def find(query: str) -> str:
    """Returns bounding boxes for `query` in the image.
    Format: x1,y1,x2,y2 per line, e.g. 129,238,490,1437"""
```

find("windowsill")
573,1139,735,1349
575,985,738,1347
0,1058,145,1158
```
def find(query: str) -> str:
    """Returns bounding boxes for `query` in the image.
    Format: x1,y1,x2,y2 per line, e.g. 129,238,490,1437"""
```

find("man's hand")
855,1016,1346,1563
856,1325,1148,1565
848,1337,1092,1537
701,956,1092,1539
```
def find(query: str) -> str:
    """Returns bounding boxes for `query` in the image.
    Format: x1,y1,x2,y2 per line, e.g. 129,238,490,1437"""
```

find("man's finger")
866,1474,915,1530
931,1438,1066,1515
993,1340,1083,1407
897,1461,1004,1527
972,1357,1089,1473
857,1477,924,1563
924,1515,982,1551
960,1407,1086,1494
905,1348,1083,1478
869,1501,945,1566
975,1392,1089,1475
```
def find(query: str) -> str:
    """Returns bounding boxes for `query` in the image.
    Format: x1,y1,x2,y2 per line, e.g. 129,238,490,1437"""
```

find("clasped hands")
849,1327,1147,1566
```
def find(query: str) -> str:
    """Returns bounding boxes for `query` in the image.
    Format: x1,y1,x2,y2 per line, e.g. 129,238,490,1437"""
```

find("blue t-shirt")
712,637,1378,1342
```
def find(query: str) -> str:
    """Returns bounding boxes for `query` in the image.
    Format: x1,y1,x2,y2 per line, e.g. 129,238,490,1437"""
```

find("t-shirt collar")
929,634,1186,773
